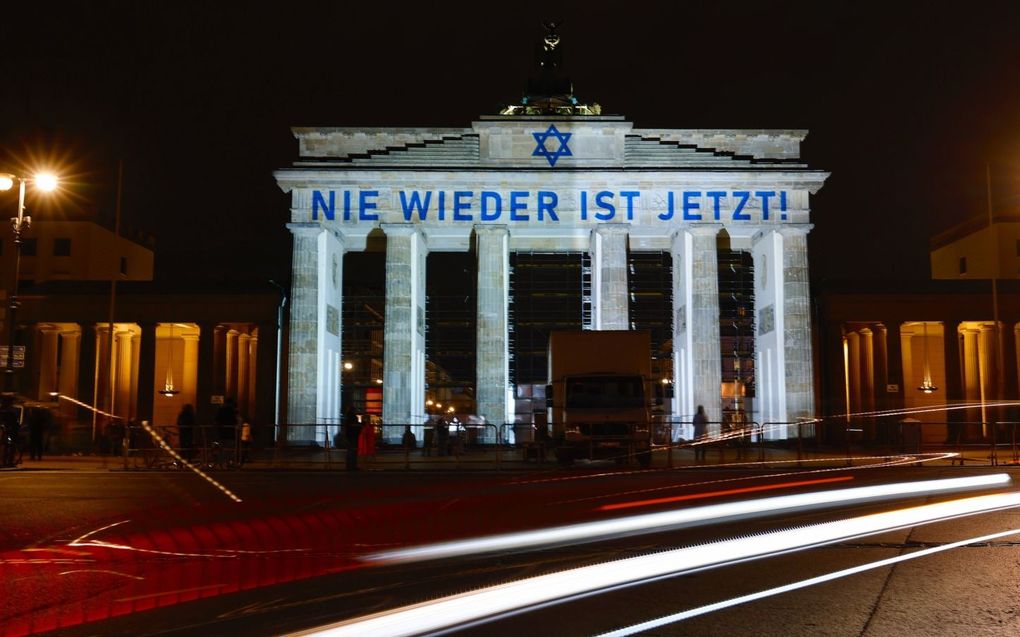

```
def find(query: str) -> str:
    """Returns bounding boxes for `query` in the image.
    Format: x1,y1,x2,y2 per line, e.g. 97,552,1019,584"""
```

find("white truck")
546,330,653,466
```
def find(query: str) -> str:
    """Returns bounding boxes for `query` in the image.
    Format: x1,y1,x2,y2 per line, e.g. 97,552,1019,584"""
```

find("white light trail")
292,492,1020,637
596,526,1020,636
365,474,1010,565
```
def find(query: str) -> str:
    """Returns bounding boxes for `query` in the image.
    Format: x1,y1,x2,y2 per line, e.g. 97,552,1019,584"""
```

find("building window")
53,238,71,257
120,256,128,276
959,256,967,275
20,238,37,256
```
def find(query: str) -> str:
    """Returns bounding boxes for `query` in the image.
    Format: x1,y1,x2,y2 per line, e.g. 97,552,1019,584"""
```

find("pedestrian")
240,419,252,464
28,406,50,461
343,405,362,471
693,404,709,462
176,404,196,462
215,398,238,446
402,425,417,450
436,416,450,457
423,418,435,456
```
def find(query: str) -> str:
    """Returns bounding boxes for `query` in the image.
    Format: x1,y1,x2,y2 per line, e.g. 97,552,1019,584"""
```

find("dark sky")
3,1,1020,287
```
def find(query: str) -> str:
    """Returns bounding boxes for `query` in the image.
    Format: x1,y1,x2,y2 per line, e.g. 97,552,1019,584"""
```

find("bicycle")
1,424,24,468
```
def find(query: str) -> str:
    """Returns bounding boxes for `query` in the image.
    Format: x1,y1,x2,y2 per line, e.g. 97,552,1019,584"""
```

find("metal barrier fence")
107,417,1020,471
123,423,245,471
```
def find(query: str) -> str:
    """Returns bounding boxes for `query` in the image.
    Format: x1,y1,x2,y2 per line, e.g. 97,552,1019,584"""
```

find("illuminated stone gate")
275,115,828,439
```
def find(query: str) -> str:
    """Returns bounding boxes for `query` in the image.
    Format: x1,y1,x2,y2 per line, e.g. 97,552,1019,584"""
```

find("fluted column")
285,223,344,441
591,224,630,330
225,328,238,400
237,332,251,417
183,332,199,408
690,225,722,426
382,224,427,429
37,327,60,400
58,328,81,418
115,330,134,421
475,225,510,433
780,226,814,428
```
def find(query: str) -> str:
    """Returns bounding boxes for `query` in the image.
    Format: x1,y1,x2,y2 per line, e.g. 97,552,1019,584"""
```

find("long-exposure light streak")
599,475,853,511
596,526,1020,637
296,492,1020,637
366,474,1009,565
553,453,958,506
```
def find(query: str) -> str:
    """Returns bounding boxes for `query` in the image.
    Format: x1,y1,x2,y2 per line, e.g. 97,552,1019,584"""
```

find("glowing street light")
1,172,59,392
343,361,353,371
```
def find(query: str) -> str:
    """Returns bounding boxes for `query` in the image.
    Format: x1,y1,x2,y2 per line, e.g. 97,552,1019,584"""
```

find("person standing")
176,404,196,462
343,405,362,471
693,405,709,462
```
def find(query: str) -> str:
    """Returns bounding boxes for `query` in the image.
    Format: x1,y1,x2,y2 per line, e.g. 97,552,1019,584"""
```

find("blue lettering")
399,190,432,221
756,191,776,220
780,191,788,220
343,191,352,221
480,191,502,221
682,191,701,221
453,191,473,221
706,191,725,221
510,191,529,221
732,191,751,221
594,191,615,221
580,191,589,220
658,192,674,221
312,190,335,221
437,191,446,221
620,191,639,221
537,191,558,221
359,190,379,221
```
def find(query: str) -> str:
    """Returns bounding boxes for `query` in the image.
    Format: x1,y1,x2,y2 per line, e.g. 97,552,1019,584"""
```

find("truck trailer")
546,330,652,466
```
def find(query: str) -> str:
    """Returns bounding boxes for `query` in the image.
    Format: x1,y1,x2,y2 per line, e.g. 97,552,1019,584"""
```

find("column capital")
776,223,814,238
593,223,631,236
684,223,723,238
286,222,325,237
474,224,509,236
380,223,422,237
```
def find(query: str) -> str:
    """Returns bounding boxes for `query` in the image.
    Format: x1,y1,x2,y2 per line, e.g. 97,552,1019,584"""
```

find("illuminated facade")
275,115,829,441
4,221,279,444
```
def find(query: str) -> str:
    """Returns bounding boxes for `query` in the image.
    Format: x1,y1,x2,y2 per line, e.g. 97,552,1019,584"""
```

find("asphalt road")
2,464,1019,636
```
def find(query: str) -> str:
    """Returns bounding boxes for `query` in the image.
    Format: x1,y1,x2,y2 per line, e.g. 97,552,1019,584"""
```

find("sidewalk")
3,443,1014,472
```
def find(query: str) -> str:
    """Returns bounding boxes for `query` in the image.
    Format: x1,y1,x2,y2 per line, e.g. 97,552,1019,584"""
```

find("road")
2,462,1019,636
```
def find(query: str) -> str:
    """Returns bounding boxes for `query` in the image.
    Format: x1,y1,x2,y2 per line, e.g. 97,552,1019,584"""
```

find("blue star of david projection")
532,124,573,167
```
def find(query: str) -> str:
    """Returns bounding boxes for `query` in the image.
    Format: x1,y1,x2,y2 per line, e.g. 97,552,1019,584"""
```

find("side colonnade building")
276,114,829,443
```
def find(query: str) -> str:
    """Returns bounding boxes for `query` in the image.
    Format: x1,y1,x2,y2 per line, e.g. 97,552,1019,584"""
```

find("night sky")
3,1,1020,287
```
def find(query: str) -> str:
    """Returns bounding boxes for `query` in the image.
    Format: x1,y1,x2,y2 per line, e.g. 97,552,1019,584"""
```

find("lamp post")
0,172,58,394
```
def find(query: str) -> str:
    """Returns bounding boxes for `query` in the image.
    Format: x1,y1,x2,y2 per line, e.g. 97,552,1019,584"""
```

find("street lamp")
0,172,58,394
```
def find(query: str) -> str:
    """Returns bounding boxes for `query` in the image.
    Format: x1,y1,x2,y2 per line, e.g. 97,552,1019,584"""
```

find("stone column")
671,230,694,433
183,332,199,409
196,323,216,427
37,327,60,400
286,224,320,433
58,328,81,418
285,223,344,441
213,325,226,396
237,332,251,417
780,226,814,429
115,330,134,421
137,323,156,424
590,224,630,330
225,328,238,400
753,230,785,432
475,225,510,435
382,224,427,429
246,331,258,425
690,225,722,426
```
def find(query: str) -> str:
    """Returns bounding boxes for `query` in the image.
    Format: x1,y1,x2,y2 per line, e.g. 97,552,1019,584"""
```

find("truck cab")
546,331,653,466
